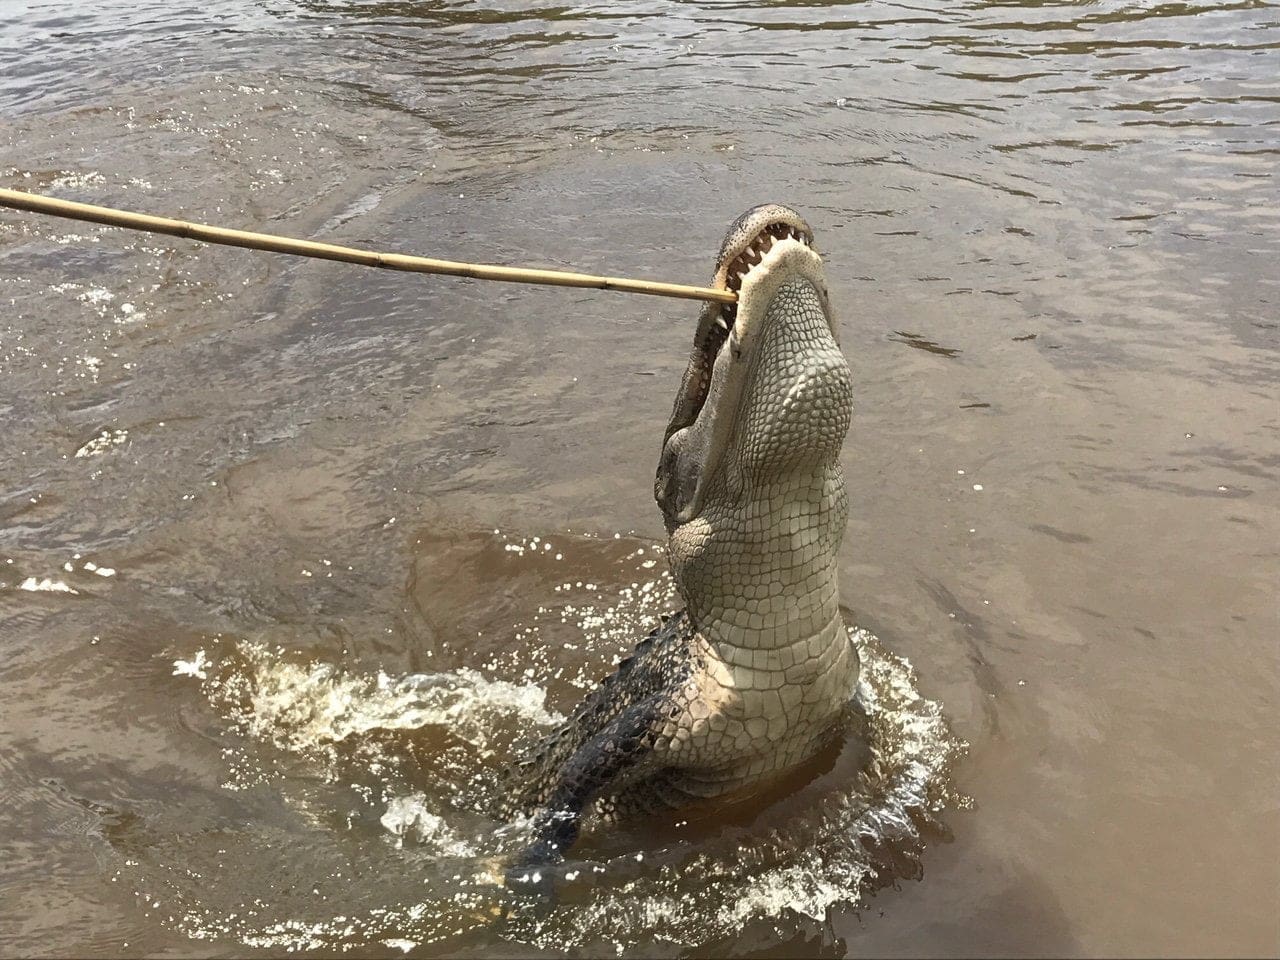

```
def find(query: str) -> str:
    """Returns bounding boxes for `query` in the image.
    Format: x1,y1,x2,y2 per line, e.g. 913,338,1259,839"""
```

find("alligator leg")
505,695,664,894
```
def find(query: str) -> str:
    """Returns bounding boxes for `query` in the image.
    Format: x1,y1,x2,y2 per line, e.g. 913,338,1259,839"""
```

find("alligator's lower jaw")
680,233,822,440
690,237,830,442
706,224,817,353
670,221,819,443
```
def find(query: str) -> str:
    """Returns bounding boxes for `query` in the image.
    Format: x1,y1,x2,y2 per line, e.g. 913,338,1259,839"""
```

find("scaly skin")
502,205,857,883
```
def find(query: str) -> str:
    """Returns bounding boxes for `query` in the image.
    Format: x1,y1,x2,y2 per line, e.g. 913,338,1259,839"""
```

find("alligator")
501,204,858,885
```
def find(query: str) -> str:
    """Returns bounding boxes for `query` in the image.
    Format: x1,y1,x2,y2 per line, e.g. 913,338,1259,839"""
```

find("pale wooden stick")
0,188,736,305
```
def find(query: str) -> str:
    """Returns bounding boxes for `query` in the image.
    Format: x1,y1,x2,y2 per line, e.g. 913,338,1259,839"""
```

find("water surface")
0,0,1277,956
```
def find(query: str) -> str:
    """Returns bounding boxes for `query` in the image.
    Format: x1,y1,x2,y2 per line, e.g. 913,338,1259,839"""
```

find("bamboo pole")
0,188,736,306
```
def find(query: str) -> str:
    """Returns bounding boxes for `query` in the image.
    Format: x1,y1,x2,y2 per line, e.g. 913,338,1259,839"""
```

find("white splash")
194,641,562,759
76,286,114,305
18,576,78,594
173,650,210,680
75,428,128,458
380,795,476,856
50,170,105,190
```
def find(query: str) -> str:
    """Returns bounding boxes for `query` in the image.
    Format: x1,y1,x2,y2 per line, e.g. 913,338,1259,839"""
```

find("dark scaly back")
499,612,698,819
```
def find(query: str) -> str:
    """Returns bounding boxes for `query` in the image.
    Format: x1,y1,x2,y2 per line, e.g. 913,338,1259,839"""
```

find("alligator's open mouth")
710,220,816,349
656,205,831,527
671,212,819,446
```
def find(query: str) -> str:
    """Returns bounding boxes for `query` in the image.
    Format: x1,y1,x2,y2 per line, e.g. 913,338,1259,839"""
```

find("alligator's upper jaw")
656,208,846,529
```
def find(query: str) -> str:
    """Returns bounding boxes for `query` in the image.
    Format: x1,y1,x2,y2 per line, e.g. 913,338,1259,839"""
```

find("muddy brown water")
1,1,1277,956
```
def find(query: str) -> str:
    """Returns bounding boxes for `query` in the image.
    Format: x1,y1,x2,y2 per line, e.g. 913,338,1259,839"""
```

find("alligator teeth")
721,221,817,294
714,315,730,332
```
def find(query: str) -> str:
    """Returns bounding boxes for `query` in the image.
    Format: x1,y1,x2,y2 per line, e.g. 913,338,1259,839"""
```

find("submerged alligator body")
502,205,858,879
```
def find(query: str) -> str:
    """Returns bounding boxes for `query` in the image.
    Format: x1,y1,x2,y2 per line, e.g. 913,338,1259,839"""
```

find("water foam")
189,641,562,759
380,795,477,856
149,538,964,955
